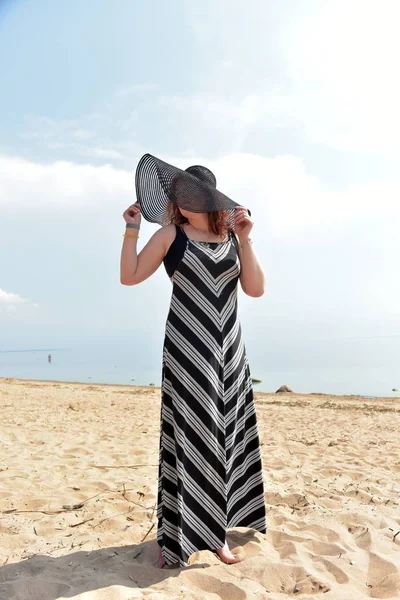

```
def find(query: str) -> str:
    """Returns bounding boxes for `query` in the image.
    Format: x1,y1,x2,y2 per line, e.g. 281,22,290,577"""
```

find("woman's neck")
183,221,229,242
186,218,209,232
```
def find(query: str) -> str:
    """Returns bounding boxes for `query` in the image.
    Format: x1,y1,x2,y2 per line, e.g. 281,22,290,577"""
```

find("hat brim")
135,153,250,225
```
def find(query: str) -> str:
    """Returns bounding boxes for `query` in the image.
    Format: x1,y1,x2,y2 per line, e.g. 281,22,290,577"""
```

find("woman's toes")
215,543,243,564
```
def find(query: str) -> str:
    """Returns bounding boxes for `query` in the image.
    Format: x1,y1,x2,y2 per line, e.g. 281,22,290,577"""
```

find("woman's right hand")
123,201,142,225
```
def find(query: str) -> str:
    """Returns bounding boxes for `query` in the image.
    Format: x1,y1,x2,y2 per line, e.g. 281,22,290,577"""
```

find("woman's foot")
214,541,243,564
158,545,166,569
158,542,242,568
158,546,180,569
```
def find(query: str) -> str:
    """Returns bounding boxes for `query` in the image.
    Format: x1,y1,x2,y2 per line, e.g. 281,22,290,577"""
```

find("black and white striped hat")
135,153,250,225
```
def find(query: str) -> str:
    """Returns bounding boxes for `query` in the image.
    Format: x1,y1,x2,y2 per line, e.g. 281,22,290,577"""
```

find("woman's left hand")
234,207,253,240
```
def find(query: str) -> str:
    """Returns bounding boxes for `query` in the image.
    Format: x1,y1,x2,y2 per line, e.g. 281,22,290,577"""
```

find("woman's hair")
163,169,231,238
164,200,231,238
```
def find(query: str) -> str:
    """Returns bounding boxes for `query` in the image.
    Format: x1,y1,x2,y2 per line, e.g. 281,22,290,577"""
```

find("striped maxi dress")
157,224,266,567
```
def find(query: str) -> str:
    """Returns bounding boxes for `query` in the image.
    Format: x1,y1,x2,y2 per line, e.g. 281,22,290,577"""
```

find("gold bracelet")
123,233,139,239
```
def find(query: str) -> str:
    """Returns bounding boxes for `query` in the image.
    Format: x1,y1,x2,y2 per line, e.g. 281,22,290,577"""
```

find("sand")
0,377,399,600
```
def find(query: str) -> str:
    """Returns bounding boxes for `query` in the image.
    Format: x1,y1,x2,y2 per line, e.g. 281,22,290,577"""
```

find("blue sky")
1,0,399,375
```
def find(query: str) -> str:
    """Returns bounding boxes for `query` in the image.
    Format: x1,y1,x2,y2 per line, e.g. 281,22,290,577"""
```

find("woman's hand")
234,207,253,240
123,201,142,225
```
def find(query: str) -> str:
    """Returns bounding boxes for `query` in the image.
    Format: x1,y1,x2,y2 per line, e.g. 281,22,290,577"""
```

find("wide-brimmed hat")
135,153,250,225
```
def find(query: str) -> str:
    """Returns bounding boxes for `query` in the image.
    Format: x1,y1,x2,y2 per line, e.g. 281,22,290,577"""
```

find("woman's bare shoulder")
159,223,177,232
157,223,178,256
158,223,177,239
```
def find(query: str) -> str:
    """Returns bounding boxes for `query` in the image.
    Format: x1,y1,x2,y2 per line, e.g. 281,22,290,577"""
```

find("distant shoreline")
0,348,66,353
1,376,397,401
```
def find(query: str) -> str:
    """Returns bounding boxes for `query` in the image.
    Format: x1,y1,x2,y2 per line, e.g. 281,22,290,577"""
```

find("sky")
0,0,399,378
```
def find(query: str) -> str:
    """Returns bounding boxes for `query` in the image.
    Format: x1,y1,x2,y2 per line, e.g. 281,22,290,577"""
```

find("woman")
120,154,267,569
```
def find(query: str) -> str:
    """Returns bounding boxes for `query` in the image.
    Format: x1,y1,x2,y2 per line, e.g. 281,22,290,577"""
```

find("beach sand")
0,377,399,600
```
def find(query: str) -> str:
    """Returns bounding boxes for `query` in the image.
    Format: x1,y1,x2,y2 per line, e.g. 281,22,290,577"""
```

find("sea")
0,337,399,398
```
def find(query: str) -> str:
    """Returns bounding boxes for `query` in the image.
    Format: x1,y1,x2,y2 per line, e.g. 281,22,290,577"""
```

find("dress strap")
164,224,188,279
230,228,239,252
177,223,188,240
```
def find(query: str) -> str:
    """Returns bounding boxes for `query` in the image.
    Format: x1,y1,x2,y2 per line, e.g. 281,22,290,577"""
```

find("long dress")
157,223,266,567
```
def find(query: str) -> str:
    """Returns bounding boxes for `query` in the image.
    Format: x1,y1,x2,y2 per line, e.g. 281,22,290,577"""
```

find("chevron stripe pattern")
157,229,266,567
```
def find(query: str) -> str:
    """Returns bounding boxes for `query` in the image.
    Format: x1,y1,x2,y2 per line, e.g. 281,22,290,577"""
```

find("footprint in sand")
367,551,399,594
263,563,331,595
184,573,247,600
306,540,346,557
347,525,371,549
294,523,341,543
314,557,349,584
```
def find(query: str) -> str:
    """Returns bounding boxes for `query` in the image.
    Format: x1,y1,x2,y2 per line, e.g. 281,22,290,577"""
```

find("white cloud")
158,92,292,153
0,288,38,313
83,147,125,160
12,3,400,168
183,0,400,154
0,152,399,338
72,129,95,140
281,1,400,152
0,289,26,304
19,115,136,163
1,153,399,232
45,141,125,160
166,152,400,234
0,154,132,211
116,83,158,97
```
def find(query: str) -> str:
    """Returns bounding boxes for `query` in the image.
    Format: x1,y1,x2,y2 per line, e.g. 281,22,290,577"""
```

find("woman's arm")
120,201,172,286
233,207,265,297
120,226,168,285
236,234,266,297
